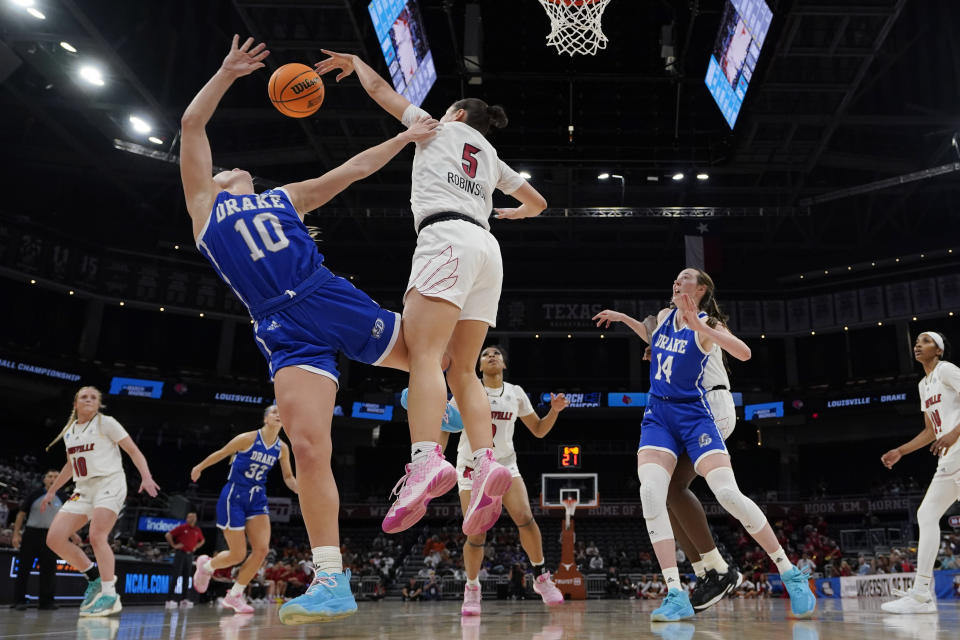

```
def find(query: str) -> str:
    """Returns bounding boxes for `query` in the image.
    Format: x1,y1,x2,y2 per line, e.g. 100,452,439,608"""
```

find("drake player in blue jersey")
188,405,297,614
180,36,439,624
619,268,815,622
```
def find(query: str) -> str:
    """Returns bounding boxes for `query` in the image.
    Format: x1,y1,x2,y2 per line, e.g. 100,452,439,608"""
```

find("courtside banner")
839,571,960,599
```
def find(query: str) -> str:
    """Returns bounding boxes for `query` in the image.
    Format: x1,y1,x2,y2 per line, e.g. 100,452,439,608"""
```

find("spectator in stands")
401,577,422,601
857,555,873,575
423,573,441,601
453,559,467,581
875,555,890,574
605,567,620,598
755,573,771,598
839,559,853,577
736,575,757,598
586,541,599,557
368,577,387,601
508,563,527,600
589,553,604,571
940,547,959,570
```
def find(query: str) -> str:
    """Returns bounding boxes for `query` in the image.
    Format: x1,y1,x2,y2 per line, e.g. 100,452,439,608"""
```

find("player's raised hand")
593,309,626,328
190,465,203,483
139,476,160,497
221,35,269,78
400,116,441,144
678,293,704,329
315,50,356,82
880,448,901,469
550,393,570,413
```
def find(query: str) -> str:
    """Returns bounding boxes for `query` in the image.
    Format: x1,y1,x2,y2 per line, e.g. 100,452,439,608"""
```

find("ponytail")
47,386,104,451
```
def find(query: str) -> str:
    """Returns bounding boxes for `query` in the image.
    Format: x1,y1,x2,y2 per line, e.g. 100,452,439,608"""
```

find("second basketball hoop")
537,0,612,56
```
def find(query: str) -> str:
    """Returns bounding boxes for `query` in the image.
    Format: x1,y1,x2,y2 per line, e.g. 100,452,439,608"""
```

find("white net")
537,0,612,57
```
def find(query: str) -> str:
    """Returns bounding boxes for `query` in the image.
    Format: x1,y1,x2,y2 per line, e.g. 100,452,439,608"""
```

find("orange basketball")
268,63,324,118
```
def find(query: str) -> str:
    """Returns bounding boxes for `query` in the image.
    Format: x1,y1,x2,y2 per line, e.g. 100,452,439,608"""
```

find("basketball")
268,63,324,118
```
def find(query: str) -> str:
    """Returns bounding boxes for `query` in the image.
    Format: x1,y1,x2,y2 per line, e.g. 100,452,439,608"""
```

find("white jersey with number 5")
919,360,960,463
62,414,128,483
452,382,535,469
401,104,525,231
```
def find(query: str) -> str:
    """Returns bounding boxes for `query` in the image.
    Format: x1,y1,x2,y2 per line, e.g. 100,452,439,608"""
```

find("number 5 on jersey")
655,353,674,384
461,143,480,179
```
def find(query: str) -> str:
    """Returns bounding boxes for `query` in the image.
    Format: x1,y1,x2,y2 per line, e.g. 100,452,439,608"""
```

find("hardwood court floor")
2,597,956,640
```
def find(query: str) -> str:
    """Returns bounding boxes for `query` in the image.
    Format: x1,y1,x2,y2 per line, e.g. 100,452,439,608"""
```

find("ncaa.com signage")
840,572,916,598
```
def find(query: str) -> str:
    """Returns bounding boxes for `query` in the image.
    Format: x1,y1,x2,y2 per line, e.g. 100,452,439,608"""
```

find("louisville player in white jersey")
316,52,548,538
881,331,960,614
595,299,743,612
438,345,568,614
41,386,159,617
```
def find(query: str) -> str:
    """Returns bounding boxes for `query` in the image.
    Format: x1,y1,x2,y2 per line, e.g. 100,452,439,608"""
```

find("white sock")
691,560,706,579
313,546,343,575
702,548,728,574
201,558,213,573
663,567,681,591
229,582,245,597
913,574,932,594
411,441,437,463
466,577,480,587
100,578,116,597
768,547,794,574
472,448,493,465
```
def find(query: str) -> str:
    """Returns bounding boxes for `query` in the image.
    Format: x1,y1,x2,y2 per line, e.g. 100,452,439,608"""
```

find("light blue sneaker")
782,567,816,619
650,621,696,640
650,589,695,622
400,388,464,434
80,578,102,611
81,593,121,617
278,570,358,625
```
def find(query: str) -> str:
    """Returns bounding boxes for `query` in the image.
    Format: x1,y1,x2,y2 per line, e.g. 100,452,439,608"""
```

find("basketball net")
537,0,611,57
562,497,578,529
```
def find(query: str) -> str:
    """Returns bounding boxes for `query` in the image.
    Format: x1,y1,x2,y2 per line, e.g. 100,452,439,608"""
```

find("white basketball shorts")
405,220,503,327
706,389,737,440
60,472,127,517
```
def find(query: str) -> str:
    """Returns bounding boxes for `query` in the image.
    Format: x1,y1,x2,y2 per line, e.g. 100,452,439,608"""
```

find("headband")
922,331,945,352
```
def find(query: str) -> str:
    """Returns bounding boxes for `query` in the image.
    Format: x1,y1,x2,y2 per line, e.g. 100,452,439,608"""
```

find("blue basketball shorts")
216,482,269,530
638,397,728,466
252,274,400,384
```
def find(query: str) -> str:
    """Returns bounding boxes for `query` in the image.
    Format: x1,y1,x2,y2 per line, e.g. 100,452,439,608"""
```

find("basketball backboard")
541,473,598,508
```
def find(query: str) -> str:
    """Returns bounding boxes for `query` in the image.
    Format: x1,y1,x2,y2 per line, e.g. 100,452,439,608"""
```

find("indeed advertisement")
137,516,183,533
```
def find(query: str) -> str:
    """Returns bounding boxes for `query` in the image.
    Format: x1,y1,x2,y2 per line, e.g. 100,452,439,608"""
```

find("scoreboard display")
558,444,581,469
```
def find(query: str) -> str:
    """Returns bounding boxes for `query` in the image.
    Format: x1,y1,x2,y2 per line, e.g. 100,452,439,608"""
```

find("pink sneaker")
462,451,512,536
533,572,564,605
461,584,482,616
222,592,254,614
192,555,213,594
382,445,457,534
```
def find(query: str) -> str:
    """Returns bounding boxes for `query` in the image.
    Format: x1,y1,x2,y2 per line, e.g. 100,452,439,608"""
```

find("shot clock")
558,444,581,469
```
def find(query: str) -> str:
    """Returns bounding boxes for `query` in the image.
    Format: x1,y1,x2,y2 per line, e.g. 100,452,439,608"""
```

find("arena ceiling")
1,0,957,291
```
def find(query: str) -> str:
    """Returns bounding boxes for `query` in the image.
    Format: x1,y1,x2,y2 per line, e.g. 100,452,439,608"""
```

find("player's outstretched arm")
520,393,570,438
493,182,548,221
190,432,257,482
315,50,411,121
279,442,298,494
181,36,269,231
593,310,663,343
117,436,160,497
881,413,936,468
282,117,439,214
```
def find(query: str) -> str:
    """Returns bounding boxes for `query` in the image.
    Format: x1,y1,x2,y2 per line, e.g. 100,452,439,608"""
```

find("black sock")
84,566,100,582
533,564,548,577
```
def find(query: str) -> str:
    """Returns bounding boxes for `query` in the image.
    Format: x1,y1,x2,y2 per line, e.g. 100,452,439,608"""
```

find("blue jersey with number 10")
649,308,712,402
195,188,325,317
227,430,282,488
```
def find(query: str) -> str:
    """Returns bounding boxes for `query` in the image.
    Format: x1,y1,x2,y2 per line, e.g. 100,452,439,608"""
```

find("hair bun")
487,105,508,129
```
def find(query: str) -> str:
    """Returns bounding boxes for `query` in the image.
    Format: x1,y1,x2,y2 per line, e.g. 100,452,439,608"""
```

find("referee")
164,511,205,608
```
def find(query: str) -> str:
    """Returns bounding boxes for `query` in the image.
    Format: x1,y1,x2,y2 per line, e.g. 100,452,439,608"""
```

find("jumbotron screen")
368,0,436,107
704,0,773,128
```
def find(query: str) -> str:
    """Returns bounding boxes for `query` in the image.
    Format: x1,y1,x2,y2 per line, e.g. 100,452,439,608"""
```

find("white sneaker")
164,600,179,609
179,600,194,608
880,588,937,614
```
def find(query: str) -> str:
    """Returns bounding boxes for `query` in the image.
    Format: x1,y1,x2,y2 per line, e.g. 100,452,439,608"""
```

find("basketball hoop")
562,496,578,529
537,0,611,57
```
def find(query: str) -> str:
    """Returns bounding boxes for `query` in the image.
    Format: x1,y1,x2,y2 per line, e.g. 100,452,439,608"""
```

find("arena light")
519,171,532,179
129,115,151,134
672,172,685,181
12,0,35,7
199,313,205,318
78,65,105,86
119,301,125,306
60,41,77,53
148,136,163,145
597,173,610,180
68,290,74,295
26,7,45,19
696,173,709,181
647,176,659,182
